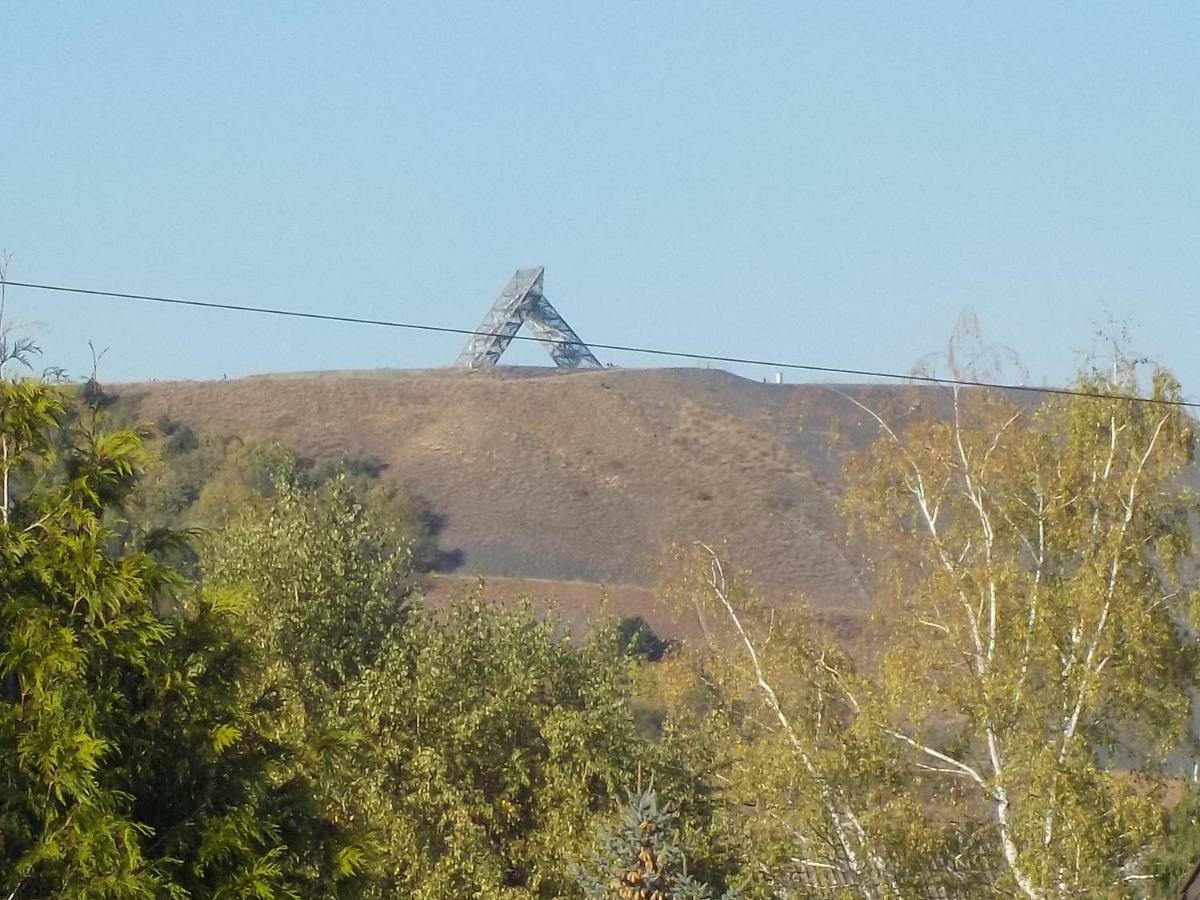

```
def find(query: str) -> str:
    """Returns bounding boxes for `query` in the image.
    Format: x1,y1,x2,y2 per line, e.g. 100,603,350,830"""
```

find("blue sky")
2,3,1197,393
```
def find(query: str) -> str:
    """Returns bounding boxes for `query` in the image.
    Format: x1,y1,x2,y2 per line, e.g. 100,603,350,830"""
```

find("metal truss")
456,267,602,369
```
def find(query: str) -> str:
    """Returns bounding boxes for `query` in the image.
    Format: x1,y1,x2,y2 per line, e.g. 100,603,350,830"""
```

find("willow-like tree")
843,359,1197,897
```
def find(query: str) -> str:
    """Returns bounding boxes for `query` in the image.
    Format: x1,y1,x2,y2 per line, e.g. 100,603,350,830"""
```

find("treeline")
2,354,1200,898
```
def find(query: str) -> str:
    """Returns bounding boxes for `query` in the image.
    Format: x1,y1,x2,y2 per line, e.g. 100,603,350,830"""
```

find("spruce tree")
580,786,732,900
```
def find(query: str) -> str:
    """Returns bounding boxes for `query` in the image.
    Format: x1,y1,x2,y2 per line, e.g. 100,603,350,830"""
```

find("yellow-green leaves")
843,358,1197,896
209,723,243,754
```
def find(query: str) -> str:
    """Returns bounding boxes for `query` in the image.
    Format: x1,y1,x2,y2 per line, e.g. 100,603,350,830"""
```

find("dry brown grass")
121,365,1197,621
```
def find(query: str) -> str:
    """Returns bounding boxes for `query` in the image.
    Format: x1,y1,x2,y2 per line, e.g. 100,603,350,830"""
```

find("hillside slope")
110,367,980,613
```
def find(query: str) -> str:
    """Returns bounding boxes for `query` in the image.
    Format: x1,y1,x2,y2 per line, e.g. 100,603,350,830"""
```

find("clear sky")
3,3,1197,393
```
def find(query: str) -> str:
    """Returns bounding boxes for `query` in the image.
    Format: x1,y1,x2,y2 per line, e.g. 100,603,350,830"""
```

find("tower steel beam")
456,267,602,369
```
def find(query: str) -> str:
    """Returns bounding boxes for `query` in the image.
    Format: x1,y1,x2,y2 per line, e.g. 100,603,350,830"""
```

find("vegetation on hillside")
131,411,437,568
108,367,875,601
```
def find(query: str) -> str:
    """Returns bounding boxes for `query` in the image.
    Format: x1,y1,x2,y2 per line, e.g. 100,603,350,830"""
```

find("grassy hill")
112,366,918,614
109,363,1200,656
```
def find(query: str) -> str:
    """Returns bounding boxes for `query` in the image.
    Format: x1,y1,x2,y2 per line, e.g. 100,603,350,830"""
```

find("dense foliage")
201,466,734,897
131,413,436,568
842,363,1197,897
0,379,357,897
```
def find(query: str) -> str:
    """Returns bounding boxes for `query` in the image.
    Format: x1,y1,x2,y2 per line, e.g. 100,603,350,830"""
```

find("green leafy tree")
203,469,418,704
352,598,728,898
200,467,421,874
202,466,734,897
1145,782,1200,898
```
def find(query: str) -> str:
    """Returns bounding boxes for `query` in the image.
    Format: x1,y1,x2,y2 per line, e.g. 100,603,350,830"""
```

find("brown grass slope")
114,367,915,613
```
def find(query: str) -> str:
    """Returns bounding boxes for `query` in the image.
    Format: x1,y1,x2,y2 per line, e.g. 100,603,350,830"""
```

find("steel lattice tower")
456,267,602,369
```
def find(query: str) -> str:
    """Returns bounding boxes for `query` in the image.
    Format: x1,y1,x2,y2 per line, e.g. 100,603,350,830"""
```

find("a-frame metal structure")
456,267,602,369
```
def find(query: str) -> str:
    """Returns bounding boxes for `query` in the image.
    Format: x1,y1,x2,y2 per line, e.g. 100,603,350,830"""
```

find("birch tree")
842,360,1197,897
658,545,976,898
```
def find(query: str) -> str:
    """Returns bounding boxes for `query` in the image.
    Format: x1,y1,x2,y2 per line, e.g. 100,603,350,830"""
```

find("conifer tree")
0,375,361,897
580,786,732,900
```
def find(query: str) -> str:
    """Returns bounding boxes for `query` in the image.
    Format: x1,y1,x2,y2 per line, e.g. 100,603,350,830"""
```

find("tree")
350,597,726,898
203,468,418,705
656,544,975,899
579,786,729,899
0,376,360,898
202,471,728,897
129,413,435,566
842,358,1197,897
200,467,422,889
616,615,671,662
1145,782,1200,898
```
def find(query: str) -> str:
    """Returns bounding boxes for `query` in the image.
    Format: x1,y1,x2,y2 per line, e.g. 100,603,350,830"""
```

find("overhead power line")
3,278,1197,410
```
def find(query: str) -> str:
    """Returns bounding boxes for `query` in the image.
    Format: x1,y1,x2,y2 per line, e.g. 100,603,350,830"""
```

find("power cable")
3,278,1197,410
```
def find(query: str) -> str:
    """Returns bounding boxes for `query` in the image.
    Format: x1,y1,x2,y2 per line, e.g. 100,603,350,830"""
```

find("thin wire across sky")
3,278,1196,411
